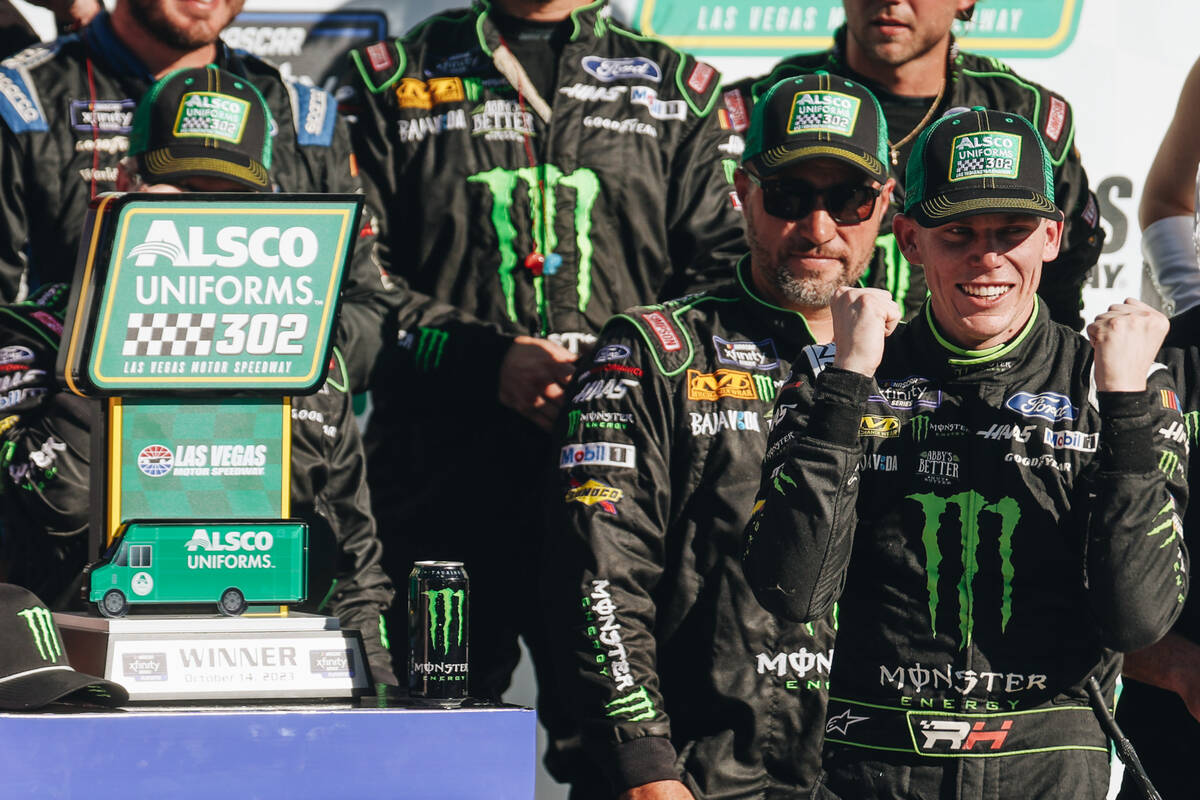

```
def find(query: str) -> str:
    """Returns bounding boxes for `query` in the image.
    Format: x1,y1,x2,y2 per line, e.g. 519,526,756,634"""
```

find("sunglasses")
745,171,881,224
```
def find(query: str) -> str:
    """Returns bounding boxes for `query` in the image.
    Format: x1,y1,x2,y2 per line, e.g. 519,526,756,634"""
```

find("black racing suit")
0,284,398,686
1116,311,1200,799
545,258,834,798
342,0,745,726
0,12,395,389
744,301,1188,799
722,28,1104,330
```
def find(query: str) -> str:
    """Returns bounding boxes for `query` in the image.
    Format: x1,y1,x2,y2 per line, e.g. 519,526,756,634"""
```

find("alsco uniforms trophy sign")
53,192,371,702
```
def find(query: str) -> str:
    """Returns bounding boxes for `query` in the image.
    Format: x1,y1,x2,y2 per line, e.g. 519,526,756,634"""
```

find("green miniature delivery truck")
86,521,308,617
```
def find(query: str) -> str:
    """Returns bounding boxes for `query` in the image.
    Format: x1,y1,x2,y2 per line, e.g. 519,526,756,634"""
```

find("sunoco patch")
787,91,859,137
949,131,1021,181
173,92,250,143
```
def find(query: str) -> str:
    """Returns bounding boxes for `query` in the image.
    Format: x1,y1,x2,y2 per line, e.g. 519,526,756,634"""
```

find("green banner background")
633,0,1081,58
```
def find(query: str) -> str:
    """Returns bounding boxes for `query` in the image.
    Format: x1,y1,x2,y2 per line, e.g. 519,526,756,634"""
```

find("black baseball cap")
742,71,888,182
904,106,1063,226
0,583,128,710
129,65,273,191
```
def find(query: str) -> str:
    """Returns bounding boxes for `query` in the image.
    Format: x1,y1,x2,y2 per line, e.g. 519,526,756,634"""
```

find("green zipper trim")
924,296,1039,366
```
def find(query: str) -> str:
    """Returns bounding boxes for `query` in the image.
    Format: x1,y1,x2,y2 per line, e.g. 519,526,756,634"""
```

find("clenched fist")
1086,298,1169,392
831,287,901,377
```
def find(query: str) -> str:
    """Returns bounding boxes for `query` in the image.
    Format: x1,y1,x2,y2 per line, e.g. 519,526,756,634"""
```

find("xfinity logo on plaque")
87,199,357,391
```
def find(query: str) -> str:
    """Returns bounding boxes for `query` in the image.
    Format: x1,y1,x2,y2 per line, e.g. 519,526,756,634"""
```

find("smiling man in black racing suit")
744,108,1188,799
545,73,897,800
720,2,1103,330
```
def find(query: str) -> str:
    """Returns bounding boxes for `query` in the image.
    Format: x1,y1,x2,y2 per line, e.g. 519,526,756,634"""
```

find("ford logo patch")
581,56,662,83
1004,391,1076,422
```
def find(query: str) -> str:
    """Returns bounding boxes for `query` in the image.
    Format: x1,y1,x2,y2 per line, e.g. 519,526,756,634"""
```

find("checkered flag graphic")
123,313,217,356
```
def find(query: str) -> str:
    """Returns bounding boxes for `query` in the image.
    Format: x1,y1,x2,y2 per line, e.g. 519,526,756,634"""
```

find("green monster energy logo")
18,606,60,661
908,491,1020,649
911,415,930,441
773,467,796,495
753,374,776,403
1185,411,1200,443
425,588,465,655
1159,451,1181,478
415,327,448,372
467,165,601,324
605,685,656,722
567,409,582,437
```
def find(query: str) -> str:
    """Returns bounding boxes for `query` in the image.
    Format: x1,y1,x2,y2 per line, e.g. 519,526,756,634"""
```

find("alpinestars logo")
426,588,465,654
909,491,1020,648
18,606,61,662
606,685,656,722
826,708,868,735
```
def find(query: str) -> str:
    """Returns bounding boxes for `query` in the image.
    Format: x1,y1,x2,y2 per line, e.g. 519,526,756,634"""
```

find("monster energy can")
409,560,469,698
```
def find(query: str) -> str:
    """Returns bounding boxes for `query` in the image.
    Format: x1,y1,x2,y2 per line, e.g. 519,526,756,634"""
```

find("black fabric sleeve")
743,365,872,622
1082,374,1189,653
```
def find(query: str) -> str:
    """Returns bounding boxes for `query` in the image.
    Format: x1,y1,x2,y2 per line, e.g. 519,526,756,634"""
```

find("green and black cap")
129,65,273,191
904,106,1062,226
742,71,888,182
0,583,128,710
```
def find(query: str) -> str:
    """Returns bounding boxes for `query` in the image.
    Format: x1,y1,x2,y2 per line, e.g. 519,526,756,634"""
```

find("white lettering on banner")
221,26,307,58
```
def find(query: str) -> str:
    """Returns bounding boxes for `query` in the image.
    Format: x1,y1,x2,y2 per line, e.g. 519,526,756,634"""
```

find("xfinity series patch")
1004,391,1076,422
787,91,860,137
713,336,778,371
949,132,1021,181
581,56,662,83
70,99,135,133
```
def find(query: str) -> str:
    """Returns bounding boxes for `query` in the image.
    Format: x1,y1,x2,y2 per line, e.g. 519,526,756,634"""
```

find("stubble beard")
125,0,239,51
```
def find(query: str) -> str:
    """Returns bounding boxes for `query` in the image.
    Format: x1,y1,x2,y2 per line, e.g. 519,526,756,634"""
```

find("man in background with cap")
744,107,1188,799
721,0,1104,331
0,582,127,710
0,0,392,390
544,72,891,800
0,67,398,689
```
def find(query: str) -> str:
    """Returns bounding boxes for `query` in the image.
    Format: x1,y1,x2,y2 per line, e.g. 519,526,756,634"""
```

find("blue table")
0,702,535,799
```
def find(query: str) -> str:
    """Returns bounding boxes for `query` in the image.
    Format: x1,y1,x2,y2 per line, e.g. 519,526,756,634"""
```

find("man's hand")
1086,298,1169,391
618,780,696,800
497,335,577,431
1124,631,1200,723
831,286,901,377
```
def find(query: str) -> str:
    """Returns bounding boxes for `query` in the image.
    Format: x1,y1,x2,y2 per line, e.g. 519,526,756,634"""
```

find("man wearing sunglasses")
745,107,1187,800
721,1,1104,333
545,72,891,800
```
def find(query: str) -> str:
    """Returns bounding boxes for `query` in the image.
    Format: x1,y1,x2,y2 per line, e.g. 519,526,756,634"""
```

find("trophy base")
55,611,370,703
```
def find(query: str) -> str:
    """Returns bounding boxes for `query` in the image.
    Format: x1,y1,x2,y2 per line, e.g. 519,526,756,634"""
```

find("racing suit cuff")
605,735,680,793
810,367,873,446
1096,390,1156,473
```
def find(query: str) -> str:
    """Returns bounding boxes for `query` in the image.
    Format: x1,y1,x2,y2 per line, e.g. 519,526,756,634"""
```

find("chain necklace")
887,78,946,166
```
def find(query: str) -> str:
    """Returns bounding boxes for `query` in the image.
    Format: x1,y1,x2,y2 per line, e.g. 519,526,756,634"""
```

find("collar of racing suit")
81,10,238,84
471,0,610,56
909,295,1049,383
733,254,820,350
